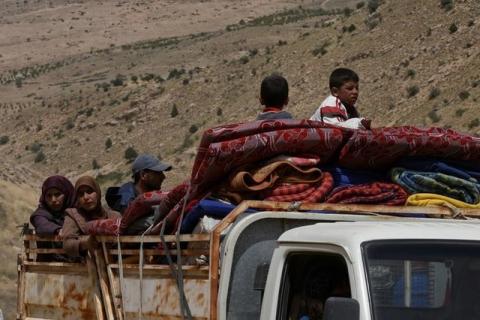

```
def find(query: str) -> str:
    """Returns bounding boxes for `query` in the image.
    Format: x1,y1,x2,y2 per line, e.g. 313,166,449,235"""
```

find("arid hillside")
0,0,479,316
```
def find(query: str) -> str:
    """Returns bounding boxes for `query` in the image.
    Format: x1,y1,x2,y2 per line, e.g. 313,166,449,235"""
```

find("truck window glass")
278,252,351,320
364,240,480,320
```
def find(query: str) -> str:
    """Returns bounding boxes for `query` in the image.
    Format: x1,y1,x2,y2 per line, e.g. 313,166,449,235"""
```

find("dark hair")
329,68,359,90
260,74,289,107
133,171,141,184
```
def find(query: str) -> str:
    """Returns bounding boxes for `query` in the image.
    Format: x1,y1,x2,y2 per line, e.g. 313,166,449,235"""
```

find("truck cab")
261,221,480,320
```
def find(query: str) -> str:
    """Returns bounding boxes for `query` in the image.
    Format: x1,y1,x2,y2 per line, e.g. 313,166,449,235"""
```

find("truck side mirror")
323,297,359,320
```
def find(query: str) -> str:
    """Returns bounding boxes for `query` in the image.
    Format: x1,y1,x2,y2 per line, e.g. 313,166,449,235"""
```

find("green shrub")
449,23,458,33
0,136,9,145
406,69,416,79
427,110,441,123
124,147,138,162
455,108,466,117
239,56,250,64
367,0,380,13
468,118,480,129
458,90,470,100
105,138,112,149
356,2,365,9
343,24,356,33
65,118,74,130
312,41,330,56
167,68,186,80
428,87,441,100
92,159,100,169
141,73,155,81
30,142,42,153
34,151,45,163
440,0,454,11
111,74,125,86
171,104,179,117
189,124,198,134
407,85,419,97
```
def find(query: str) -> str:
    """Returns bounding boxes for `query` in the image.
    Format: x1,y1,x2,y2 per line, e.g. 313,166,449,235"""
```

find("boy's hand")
361,118,372,129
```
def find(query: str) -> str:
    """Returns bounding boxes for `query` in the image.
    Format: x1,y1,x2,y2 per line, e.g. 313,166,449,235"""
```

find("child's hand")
361,119,372,129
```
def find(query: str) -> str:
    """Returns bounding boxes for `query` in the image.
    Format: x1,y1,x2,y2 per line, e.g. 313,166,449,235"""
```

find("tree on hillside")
124,147,138,162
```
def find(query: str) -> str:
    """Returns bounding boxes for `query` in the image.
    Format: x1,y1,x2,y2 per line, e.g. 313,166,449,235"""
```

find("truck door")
275,251,353,320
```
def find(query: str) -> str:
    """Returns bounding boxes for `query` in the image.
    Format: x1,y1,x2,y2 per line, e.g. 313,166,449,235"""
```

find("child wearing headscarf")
30,175,75,235
62,176,120,257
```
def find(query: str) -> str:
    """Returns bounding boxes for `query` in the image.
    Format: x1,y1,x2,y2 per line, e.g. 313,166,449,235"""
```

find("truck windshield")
363,240,480,320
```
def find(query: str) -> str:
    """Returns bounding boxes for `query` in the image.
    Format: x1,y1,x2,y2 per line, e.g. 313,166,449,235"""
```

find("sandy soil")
0,0,307,72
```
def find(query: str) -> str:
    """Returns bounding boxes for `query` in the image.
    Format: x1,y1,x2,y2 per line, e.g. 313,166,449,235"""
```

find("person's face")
332,80,359,106
142,170,165,191
76,185,98,212
45,187,65,212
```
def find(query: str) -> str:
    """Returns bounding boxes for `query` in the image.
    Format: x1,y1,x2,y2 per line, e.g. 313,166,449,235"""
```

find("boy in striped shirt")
310,68,370,129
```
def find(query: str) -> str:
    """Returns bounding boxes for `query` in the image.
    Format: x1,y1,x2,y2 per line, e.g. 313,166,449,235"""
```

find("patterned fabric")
228,160,323,192
267,154,321,167
191,120,349,200
85,217,121,236
120,190,168,233
262,183,312,198
119,183,188,234
326,182,408,205
339,127,480,169
394,159,480,183
266,172,334,203
407,193,480,209
391,168,480,204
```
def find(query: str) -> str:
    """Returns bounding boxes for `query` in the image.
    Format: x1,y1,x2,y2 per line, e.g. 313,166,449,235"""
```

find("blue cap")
132,154,172,175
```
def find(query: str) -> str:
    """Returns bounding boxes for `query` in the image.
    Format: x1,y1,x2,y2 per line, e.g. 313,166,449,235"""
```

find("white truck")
17,201,480,320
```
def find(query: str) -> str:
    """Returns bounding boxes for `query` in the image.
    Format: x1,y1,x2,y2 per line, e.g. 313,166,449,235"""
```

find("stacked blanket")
215,156,332,204
94,121,480,235
326,183,408,205
391,168,480,204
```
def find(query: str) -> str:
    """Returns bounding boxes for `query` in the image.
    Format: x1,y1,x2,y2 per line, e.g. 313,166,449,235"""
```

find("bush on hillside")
171,104,179,118
124,147,138,163
428,87,441,100
407,85,419,97
367,0,380,13
34,151,45,163
449,23,458,33
0,136,9,145
105,138,112,149
440,0,454,11
459,90,470,100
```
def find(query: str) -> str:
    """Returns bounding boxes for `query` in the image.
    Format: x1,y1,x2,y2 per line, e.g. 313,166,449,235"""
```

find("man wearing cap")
105,154,172,214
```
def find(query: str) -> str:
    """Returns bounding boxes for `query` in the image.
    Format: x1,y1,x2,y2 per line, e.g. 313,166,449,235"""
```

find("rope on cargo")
175,183,193,319
444,203,468,220
159,184,193,320
117,234,126,320
287,201,302,211
137,205,164,320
